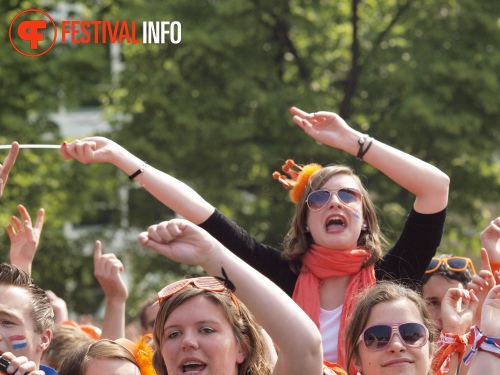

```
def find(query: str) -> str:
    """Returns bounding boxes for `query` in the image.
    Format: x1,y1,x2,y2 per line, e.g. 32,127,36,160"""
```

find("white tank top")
319,304,343,363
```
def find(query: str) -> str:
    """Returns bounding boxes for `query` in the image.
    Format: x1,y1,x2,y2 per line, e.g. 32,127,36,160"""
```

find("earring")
362,223,368,230
305,226,310,232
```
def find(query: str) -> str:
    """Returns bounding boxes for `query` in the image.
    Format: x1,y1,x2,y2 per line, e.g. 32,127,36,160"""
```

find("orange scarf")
292,244,376,370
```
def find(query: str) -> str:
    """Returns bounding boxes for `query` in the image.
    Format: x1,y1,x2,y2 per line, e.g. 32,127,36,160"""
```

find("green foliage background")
1,0,499,322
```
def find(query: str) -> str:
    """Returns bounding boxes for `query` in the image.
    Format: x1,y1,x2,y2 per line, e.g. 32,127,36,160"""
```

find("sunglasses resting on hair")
425,257,476,275
306,188,363,211
157,276,241,315
358,322,428,351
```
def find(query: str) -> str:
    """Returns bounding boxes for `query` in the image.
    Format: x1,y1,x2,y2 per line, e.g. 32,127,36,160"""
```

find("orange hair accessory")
273,159,322,203
59,319,101,341
115,334,155,375
79,324,102,341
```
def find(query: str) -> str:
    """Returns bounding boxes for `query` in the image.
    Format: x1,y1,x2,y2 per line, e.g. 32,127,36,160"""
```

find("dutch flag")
9,335,27,350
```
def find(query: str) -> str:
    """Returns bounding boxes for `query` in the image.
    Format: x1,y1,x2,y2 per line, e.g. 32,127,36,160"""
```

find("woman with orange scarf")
61,107,449,372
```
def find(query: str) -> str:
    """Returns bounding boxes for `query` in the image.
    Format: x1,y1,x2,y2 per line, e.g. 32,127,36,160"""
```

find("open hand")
8,204,45,276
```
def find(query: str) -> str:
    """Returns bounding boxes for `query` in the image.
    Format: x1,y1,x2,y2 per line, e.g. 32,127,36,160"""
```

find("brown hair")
152,285,272,375
420,254,474,290
42,324,94,370
58,339,138,375
344,281,437,375
281,166,388,273
0,263,54,333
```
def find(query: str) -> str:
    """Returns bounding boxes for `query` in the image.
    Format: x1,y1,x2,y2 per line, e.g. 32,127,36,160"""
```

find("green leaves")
2,0,500,317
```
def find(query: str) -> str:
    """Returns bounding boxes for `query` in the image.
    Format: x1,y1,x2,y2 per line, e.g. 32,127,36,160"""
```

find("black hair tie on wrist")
356,135,374,161
128,162,148,180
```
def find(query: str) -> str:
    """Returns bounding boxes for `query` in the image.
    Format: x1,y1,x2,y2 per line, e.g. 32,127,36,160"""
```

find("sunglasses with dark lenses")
157,277,240,315
306,188,363,211
358,322,428,351
425,257,476,275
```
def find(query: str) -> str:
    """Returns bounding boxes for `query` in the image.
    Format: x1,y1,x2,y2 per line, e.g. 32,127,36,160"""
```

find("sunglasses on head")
425,257,476,275
358,322,428,351
157,277,241,315
306,188,363,211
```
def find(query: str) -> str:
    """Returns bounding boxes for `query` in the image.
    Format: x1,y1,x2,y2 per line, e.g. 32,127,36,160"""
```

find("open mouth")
182,361,206,373
325,215,346,231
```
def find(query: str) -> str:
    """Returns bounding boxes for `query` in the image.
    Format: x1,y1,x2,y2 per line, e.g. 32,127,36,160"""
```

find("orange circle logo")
9,9,57,57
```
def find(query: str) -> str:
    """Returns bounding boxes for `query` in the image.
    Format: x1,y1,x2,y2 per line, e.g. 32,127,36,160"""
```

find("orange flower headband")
273,159,323,203
115,334,156,375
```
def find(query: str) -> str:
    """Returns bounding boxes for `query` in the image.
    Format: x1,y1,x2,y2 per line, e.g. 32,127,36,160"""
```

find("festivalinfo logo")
9,8,181,57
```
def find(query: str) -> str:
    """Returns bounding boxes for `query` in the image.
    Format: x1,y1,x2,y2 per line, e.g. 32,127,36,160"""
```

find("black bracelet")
356,136,373,161
128,162,147,180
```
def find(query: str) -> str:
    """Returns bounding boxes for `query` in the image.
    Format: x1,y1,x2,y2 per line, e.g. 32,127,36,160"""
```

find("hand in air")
480,218,500,263
290,106,355,150
480,283,500,337
441,287,478,334
94,240,128,301
8,204,45,276
0,142,19,198
138,219,218,267
60,137,118,164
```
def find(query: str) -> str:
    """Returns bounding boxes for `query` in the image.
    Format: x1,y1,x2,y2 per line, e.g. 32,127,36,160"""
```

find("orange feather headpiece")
115,334,155,375
273,159,322,203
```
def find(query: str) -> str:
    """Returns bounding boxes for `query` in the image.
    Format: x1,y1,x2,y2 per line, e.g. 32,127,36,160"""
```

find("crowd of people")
1,107,500,375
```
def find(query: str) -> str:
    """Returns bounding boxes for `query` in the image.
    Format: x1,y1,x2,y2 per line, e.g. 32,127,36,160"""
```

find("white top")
319,304,343,363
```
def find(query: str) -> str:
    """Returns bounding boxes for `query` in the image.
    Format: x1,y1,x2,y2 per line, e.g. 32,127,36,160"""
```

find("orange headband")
273,159,322,203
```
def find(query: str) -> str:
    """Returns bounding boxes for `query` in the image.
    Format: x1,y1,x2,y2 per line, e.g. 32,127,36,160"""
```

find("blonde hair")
281,165,388,273
152,286,272,375
58,339,139,375
42,324,94,370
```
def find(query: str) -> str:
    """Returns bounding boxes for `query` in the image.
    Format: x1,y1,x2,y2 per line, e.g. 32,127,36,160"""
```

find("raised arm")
60,137,214,224
438,288,478,375
290,107,449,214
138,219,323,375
0,142,20,198
468,281,500,375
467,249,496,328
8,204,45,276
480,218,500,273
93,240,128,340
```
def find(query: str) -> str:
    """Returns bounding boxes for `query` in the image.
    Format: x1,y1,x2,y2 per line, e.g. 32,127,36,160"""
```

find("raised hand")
8,204,45,276
45,290,69,324
94,240,128,340
94,240,128,301
480,283,500,337
441,288,478,334
480,218,500,263
138,219,217,267
60,137,119,164
467,248,496,327
290,106,360,151
0,142,20,198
